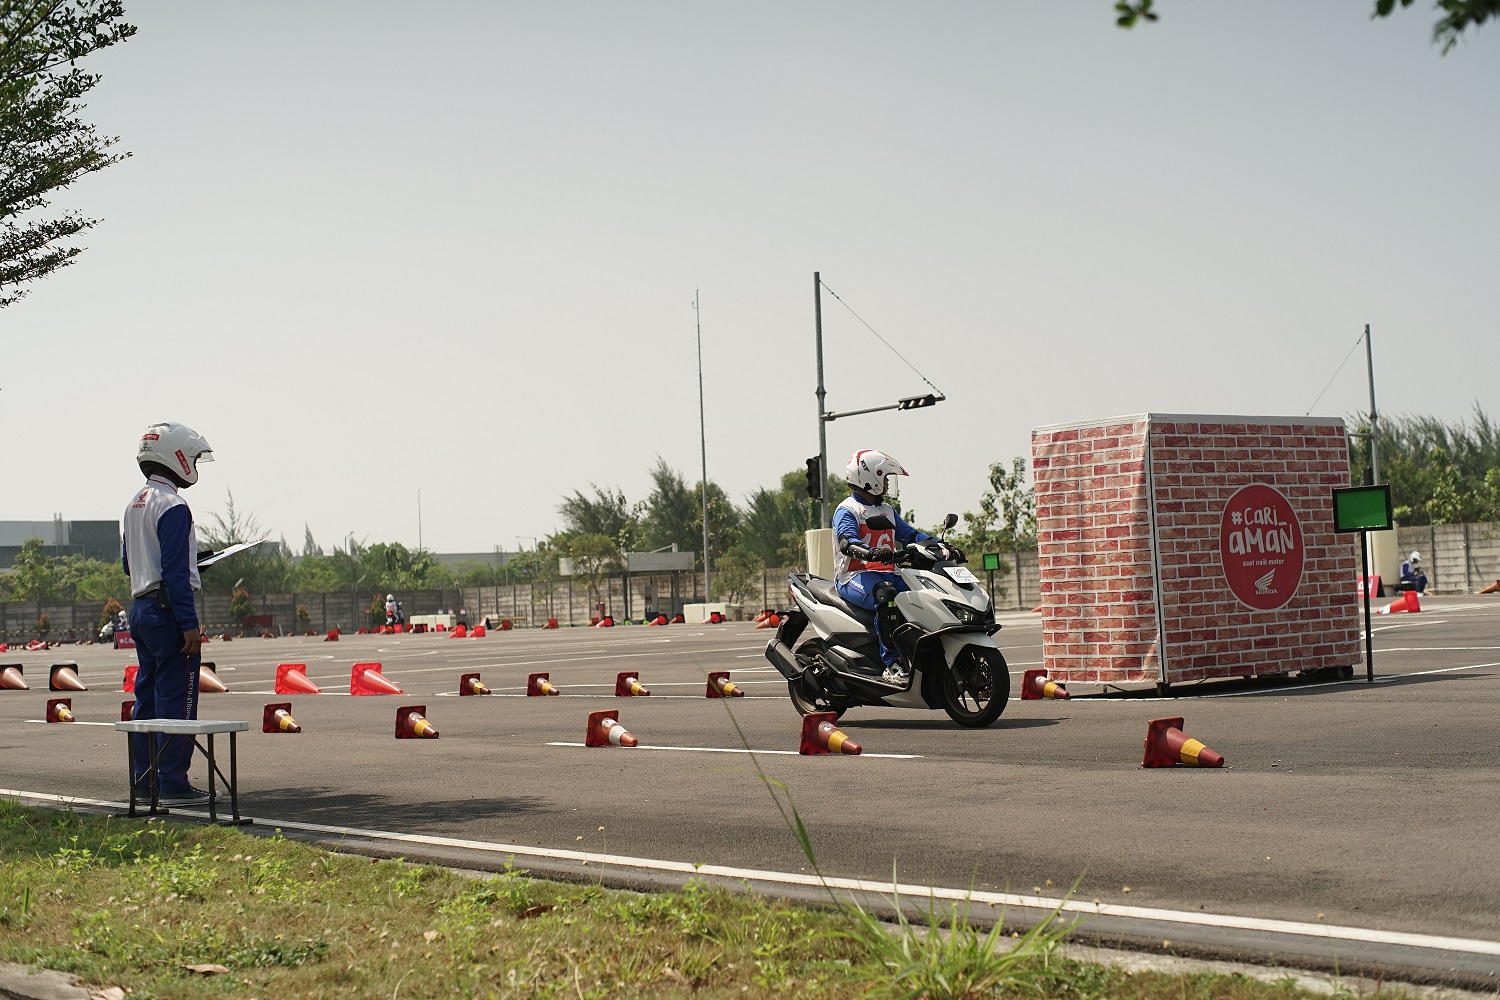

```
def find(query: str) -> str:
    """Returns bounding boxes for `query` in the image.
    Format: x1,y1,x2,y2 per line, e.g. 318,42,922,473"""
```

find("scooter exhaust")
765,638,802,680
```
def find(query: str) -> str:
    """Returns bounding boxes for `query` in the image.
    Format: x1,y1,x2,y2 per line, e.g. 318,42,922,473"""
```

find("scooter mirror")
943,513,959,530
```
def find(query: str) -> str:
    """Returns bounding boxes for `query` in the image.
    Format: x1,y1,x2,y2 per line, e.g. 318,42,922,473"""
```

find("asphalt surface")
3,598,1498,983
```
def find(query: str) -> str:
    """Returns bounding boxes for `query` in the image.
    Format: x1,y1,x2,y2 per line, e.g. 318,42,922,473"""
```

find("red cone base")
527,672,559,696
120,700,134,721
799,712,862,755
351,662,404,695
1142,716,1225,768
122,663,137,693
706,671,743,698
585,709,638,747
276,663,323,695
263,703,301,733
324,629,340,641
1021,668,1069,701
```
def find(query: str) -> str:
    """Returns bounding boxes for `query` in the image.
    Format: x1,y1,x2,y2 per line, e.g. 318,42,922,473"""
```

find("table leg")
126,736,138,818
206,734,218,823
229,731,240,822
149,735,163,814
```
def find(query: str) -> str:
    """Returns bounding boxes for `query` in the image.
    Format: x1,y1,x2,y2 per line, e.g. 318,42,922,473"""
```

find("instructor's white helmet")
845,449,908,498
137,421,213,487
1409,552,1421,564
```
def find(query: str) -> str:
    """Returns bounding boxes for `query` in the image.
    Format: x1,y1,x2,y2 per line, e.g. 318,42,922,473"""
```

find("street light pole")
814,271,829,528
695,289,712,603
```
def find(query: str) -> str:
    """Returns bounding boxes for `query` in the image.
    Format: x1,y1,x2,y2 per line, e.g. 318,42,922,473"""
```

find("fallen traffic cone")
324,629,340,641
451,624,468,638
705,612,724,624
752,610,770,623
198,662,228,693
1480,579,1500,595
585,709,638,747
594,616,614,628
122,663,137,692
1021,668,1069,701
394,624,405,633
351,662,403,695
262,702,301,734
755,613,781,630
472,625,486,637
0,664,27,690
706,671,743,698
1377,590,1422,615
46,698,74,723
544,618,559,629
396,704,439,739
615,672,650,697
459,672,490,696
49,663,87,692
1142,716,1224,768
25,640,48,652
671,613,684,624
220,633,232,641
275,663,322,695
799,711,861,755
120,700,134,721
527,672,559,696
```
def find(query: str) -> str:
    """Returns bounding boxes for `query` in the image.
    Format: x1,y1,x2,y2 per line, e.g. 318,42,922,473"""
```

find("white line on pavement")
543,742,922,759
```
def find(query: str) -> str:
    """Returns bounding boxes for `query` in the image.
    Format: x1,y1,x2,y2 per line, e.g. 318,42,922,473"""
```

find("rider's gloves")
948,545,966,563
869,546,896,563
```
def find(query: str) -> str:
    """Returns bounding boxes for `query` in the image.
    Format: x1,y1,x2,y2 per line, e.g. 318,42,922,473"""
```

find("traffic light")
897,393,939,410
805,457,822,499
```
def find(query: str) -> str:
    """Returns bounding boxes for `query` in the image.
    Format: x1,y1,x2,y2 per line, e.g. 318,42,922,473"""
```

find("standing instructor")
122,421,215,804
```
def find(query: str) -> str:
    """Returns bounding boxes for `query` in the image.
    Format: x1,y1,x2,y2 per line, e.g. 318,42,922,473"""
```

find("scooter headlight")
943,601,981,625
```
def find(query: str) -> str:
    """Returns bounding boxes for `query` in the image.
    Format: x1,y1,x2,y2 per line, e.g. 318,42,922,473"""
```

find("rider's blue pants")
837,572,909,666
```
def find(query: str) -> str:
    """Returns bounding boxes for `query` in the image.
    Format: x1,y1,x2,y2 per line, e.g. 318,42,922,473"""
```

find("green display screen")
1331,485,1393,532
981,553,1001,571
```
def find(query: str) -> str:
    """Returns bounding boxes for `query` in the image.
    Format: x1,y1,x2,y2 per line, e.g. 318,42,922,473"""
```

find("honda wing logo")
1253,569,1276,595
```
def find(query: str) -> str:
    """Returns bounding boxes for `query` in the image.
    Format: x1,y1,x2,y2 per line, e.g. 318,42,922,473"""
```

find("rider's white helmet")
845,449,908,499
1409,552,1421,564
137,421,213,487
387,594,395,602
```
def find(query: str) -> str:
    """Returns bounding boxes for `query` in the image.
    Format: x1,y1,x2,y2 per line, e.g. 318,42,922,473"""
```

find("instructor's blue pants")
837,572,909,666
128,599,199,795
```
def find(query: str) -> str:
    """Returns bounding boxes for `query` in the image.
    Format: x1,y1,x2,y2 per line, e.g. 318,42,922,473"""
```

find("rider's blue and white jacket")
121,475,201,633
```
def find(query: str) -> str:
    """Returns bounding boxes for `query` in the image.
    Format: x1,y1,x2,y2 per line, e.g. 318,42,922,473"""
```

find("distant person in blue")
832,449,960,682
1401,551,1428,594
121,422,215,805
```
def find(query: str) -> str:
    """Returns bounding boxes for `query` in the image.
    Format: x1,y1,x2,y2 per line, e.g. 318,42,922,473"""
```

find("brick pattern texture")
1032,415,1360,685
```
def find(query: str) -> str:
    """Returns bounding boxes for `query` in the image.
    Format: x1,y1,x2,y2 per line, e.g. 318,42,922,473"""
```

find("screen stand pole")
1361,530,1375,682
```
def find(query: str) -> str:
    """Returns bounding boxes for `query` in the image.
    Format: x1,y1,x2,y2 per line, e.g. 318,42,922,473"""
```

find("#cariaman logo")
1225,504,1298,557
1217,484,1305,611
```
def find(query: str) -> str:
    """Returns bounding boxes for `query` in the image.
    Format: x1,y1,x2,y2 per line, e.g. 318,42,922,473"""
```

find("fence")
1396,521,1500,593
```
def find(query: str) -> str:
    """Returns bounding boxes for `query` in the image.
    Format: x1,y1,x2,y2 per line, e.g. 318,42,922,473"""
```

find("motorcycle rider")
384,594,402,626
834,449,961,682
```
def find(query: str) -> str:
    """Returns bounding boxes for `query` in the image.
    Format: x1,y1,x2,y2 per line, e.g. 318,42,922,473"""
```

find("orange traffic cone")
394,624,405,633
706,671,743,698
1142,716,1224,768
615,672,650,697
671,613,684,624
459,672,490,696
755,613,781,630
324,629,340,641
752,610,770,623
1481,580,1500,595
472,625,486,637
276,663,322,695
396,704,439,739
1376,591,1421,614
262,703,301,733
594,616,615,628
799,712,862,755
0,664,27,690
351,662,404,695
451,624,468,638
122,663,137,692
705,612,724,624
585,709,638,747
49,663,87,692
198,662,228,693
527,672,560,696
120,700,134,721
1021,668,1069,700
46,698,74,723
544,618,559,629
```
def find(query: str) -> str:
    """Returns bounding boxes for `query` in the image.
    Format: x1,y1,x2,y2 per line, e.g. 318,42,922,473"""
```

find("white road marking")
544,741,921,759
2,786,1496,959
21,720,115,727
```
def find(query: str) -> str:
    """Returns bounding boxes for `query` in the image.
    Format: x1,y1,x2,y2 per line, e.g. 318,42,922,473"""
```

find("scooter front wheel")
940,646,1009,728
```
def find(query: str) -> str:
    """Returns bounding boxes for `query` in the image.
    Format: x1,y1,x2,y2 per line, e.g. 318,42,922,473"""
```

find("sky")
4,1,1497,553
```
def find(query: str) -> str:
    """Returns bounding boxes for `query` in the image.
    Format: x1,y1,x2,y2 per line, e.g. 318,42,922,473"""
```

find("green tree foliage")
960,457,1036,557
1351,408,1500,524
641,459,697,554
1115,0,1496,52
7,537,58,600
359,542,438,593
227,588,253,624
0,0,136,306
557,532,620,611
33,611,49,638
96,596,121,629
0,538,129,603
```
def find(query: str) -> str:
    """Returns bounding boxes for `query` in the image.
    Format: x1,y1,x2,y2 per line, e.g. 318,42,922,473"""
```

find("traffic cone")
122,663,136,692
220,634,232,642
120,700,133,721
755,613,780,630
262,703,301,734
1142,716,1224,768
594,616,614,628
615,672,650,697
394,624,405,633
1480,580,1500,595
799,712,861,755
1021,669,1069,701
0,664,27,690
46,698,74,723
705,611,724,624
351,662,404,695
396,705,439,739
198,662,228,693
26,640,48,652
324,629,340,641
1377,591,1422,614
500,619,513,631
585,709,638,747
671,614,684,624
275,663,322,695
451,624,468,638
49,663,87,692
472,625,486,637
459,672,490,696
527,672,559,696
706,671,743,698
544,618,559,629
752,610,770,623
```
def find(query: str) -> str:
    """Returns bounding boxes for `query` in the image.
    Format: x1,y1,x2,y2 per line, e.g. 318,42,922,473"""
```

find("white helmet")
845,449,908,498
386,594,395,602
137,421,213,487
1409,552,1421,564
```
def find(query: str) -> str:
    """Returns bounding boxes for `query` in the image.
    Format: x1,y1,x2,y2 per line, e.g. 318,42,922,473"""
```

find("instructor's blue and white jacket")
121,475,201,633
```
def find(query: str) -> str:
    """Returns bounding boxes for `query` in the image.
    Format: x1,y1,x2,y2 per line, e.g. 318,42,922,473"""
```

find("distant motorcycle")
99,612,126,644
764,513,1010,727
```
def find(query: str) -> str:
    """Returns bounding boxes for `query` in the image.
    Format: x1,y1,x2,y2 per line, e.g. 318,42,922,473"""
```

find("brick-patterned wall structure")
1032,414,1361,687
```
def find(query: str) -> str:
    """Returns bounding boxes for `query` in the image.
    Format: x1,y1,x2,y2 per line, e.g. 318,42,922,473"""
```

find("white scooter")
764,513,1010,728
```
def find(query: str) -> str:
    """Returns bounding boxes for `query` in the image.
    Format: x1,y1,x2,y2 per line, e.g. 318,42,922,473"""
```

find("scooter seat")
805,577,877,630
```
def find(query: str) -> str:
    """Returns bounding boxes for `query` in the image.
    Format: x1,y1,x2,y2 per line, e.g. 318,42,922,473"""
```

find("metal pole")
1365,325,1380,485
696,289,712,603
815,271,829,528
1361,530,1374,682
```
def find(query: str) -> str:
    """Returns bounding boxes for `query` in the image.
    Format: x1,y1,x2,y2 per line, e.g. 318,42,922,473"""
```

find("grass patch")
0,798,1414,999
